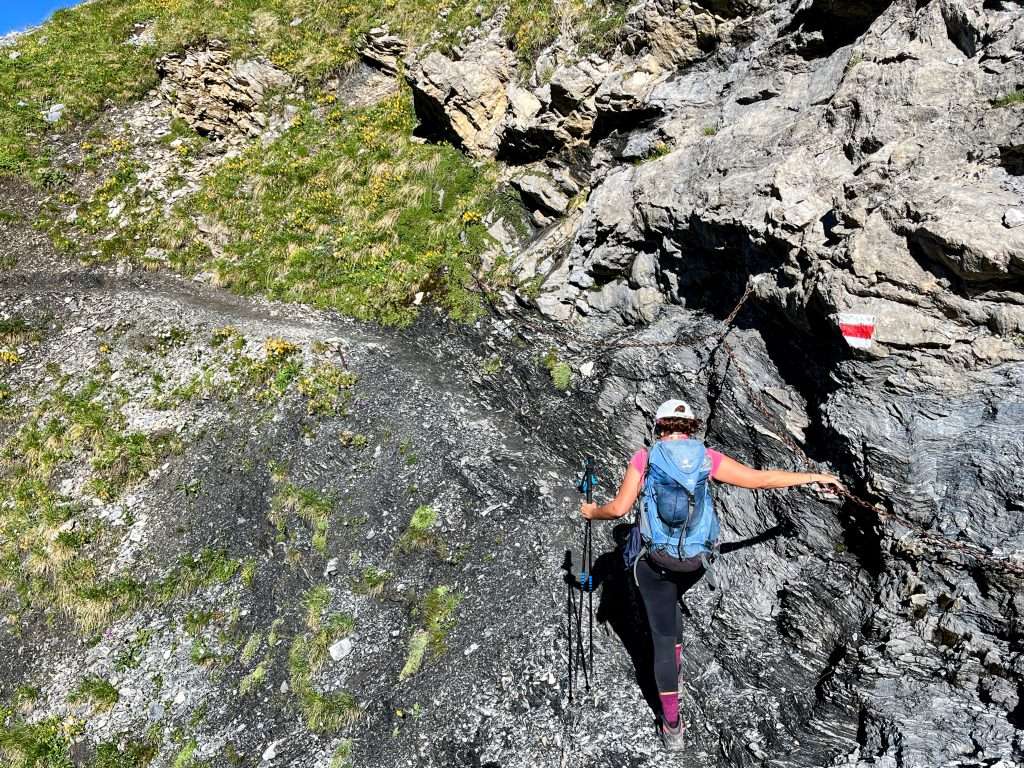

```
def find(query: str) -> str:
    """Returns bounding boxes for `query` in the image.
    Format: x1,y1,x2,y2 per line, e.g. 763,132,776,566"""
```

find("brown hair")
655,416,702,437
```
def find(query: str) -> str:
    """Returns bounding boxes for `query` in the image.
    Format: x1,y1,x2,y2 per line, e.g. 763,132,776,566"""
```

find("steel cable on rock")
581,279,1024,579
473,274,1024,578
716,334,1024,580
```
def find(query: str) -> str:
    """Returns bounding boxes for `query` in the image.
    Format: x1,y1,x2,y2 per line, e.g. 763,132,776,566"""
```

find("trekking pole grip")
584,455,595,504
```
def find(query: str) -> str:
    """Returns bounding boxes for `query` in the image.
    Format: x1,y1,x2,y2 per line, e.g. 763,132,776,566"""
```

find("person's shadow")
577,520,793,722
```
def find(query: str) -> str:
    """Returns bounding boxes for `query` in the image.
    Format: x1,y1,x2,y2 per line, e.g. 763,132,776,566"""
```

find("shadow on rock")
580,521,792,722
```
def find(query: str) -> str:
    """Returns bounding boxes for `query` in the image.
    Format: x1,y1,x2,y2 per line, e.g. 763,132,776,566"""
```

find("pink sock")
675,643,682,673
659,692,679,727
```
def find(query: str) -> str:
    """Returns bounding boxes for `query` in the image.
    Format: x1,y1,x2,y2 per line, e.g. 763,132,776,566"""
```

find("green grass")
157,548,243,602
161,91,500,325
92,737,159,768
400,585,461,679
0,0,460,176
634,141,672,165
0,0,630,175
501,0,627,70
70,675,120,711
170,739,199,768
352,565,390,597
238,660,268,695
399,629,430,680
271,482,334,555
0,375,181,631
541,350,571,391
0,712,75,768
297,363,356,416
288,588,359,732
398,504,445,555
329,740,353,768
239,631,263,664
992,90,1024,108
0,317,45,346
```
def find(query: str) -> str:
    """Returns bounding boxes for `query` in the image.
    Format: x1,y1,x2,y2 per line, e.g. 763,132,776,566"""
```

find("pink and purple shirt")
629,445,725,479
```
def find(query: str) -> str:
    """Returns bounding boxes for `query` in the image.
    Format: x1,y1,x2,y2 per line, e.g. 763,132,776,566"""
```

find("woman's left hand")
580,502,598,520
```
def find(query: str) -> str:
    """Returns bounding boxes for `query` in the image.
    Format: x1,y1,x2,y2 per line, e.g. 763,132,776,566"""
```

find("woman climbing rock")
579,399,842,752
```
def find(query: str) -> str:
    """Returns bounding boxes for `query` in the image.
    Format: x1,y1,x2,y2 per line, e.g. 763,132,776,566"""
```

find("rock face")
156,42,292,140
406,33,514,156
501,0,1024,764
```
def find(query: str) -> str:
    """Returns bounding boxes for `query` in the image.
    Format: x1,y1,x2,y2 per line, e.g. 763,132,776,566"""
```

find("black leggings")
635,555,704,692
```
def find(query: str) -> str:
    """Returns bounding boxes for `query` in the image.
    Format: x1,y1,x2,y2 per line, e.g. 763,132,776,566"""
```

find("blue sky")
1,1,81,37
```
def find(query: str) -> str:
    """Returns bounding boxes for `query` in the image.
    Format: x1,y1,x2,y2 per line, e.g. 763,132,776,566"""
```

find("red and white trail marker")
837,313,876,349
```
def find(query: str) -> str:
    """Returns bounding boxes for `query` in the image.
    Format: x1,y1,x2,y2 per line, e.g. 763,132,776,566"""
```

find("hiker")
579,399,841,751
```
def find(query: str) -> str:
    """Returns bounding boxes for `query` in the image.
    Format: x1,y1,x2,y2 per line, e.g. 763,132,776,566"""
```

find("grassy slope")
2,0,626,324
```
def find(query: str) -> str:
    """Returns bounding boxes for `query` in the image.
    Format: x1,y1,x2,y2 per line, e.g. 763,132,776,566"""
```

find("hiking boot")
660,718,686,752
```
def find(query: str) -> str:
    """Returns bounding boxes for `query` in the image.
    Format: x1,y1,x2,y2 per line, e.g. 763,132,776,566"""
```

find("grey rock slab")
511,174,570,216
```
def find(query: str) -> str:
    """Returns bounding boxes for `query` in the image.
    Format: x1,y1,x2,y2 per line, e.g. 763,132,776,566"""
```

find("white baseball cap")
654,399,695,421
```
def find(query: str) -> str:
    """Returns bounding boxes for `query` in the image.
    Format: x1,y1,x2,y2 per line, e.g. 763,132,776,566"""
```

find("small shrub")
702,125,718,136
70,676,120,711
992,90,1024,108
353,566,390,597
264,337,300,361
399,505,443,554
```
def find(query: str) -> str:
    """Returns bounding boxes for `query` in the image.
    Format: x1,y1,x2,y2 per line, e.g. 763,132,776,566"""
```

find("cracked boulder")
618,0,719,71
406,34,514,157
359,26,408,75
511,174,571,218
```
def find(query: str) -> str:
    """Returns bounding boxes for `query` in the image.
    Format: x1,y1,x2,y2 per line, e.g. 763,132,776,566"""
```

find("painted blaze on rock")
837,312,876,349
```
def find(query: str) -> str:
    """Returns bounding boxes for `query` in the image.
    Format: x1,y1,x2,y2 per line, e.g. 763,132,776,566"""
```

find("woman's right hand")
809,473,843,490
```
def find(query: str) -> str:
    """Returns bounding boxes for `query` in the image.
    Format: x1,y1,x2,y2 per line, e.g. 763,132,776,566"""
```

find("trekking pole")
562,550,575,704
576,456,598,691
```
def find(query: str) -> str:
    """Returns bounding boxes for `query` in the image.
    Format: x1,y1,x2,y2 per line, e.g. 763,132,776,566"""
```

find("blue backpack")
624,439,720,566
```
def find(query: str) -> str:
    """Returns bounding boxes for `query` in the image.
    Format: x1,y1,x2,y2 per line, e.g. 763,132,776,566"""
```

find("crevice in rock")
780,0,894,59
999,144,1024,176
410,92,469,152
814,641,849,703
1008,683,1024,728
655,220,791,319
590,107,663,145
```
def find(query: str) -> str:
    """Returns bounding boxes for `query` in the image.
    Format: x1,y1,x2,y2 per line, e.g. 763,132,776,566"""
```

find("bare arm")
580,465,643,520
713,455,841,490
